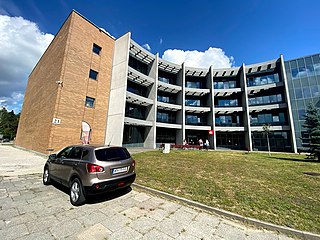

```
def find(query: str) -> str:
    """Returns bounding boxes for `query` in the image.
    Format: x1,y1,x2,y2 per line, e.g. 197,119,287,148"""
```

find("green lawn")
132,150,320,234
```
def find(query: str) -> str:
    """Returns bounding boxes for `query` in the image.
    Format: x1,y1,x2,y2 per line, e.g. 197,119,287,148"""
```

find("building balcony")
247,82,284,94
185,87,210,96
126,91,153,106
214,106,243,114
158,81,182,94
185,106,211,114
157,101,182,111
249,103,287,112
129,39,155,65
185,125,211,130
124,117,153,127
214,88,241,97
156,122,182,129
250,125,290,131
128,66,154,87
215,126,245,132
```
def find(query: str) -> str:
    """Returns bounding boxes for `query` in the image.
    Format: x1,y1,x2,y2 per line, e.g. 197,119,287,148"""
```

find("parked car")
43,145,136,206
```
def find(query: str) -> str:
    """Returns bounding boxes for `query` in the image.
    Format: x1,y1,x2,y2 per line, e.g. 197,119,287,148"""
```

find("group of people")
183,138,210,150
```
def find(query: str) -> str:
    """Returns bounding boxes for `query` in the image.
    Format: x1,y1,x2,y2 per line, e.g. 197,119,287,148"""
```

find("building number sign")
52,118,61,125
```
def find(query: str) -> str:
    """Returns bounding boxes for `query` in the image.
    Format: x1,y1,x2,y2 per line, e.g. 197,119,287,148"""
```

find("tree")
303,103,320,161
262,123,271,156
0,107,20,140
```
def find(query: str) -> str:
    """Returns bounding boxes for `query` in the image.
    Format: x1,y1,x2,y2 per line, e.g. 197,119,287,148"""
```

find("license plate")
112,167,128,174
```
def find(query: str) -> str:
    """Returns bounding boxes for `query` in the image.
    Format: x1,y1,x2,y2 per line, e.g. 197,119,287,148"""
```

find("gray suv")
43,145,136,206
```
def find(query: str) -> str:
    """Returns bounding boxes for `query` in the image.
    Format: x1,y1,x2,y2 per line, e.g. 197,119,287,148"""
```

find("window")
95,148,131,161
89,69,98,80
69,147,82,160
57,147,73,159
92,43,102,55
85,96,95,108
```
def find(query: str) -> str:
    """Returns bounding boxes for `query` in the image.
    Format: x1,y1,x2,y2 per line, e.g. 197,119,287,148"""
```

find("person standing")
198,138,203,150
204,139,209,150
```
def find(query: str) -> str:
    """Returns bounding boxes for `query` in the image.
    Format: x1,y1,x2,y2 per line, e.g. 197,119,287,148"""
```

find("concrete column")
240,64,252,151
208,66,216,149
178,63,186,143
144,54,158,149
105,32,131,146
280,55,297,153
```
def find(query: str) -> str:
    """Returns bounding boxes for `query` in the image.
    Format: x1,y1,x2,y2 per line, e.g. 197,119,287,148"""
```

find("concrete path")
0,146,295,239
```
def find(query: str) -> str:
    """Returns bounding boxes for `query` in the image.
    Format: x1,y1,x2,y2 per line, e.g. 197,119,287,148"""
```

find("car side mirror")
49,154,57,160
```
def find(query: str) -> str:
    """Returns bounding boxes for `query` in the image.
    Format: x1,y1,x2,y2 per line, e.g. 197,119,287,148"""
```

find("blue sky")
0,0,319,113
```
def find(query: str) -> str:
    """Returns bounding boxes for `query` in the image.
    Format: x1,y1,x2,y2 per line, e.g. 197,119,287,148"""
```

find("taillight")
87,163,104,173
132,159,136,167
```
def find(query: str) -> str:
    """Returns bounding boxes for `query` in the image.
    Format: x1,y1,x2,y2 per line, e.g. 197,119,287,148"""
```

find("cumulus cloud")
142,43,151,52
0,15,54,113
162,47,234,69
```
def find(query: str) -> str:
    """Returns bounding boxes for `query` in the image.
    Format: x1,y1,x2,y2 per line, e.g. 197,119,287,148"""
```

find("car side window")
69,147,82,160
81,149,90,161
57,147,73,159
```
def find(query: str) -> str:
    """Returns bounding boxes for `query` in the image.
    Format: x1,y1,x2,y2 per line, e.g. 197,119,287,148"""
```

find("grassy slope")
132,150,320,234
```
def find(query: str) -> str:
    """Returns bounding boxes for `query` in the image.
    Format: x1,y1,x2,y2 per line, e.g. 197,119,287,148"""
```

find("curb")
133,183,320,240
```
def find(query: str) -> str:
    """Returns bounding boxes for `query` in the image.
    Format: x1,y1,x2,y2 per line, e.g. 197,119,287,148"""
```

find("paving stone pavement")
0,146,296,239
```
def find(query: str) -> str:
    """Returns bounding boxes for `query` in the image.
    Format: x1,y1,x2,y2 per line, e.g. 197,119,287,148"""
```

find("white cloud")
0,92,24,114
162,47,234,69
142,43,151,52
0,15,54,113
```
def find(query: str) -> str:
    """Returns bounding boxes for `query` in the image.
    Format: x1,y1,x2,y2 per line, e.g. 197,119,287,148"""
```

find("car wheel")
70,178,86,206
43,167,51,185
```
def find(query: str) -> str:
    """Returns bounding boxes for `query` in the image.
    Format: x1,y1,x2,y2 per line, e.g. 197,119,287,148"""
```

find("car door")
55,146,73,183
60,147,83,184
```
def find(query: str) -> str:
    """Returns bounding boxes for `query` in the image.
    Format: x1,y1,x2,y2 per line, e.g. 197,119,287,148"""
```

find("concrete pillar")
105,32,131,146
144,54,158,149
240,64,252,151
280,55,297,153
208,66,216,149
176,63,186,143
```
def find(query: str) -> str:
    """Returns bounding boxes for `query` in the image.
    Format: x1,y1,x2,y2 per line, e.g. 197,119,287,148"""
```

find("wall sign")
52,118,61,125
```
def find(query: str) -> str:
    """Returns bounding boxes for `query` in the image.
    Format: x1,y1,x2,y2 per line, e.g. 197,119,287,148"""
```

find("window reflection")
248,94,283,106
247,73,279,87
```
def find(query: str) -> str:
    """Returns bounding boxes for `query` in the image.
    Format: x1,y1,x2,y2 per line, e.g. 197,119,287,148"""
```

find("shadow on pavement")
51,181,132,205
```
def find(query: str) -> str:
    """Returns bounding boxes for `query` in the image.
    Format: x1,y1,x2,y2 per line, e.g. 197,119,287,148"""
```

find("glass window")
85,96,95,108
311,85,320,97
82,150,89,161
256,96,263,105
92,43,102,55
270,95,278,103
314,63,320,76
295,88,303,99
302,87,311,99
277,94,282,102
89,69,98,80
265,114,272,123
273,115,280,122
258,114,265,124
298,109,306,120
291,68,299,79
69,147,82,160
57,146,73,159
95,147,131,161
279,113,285,122
262,96,270,104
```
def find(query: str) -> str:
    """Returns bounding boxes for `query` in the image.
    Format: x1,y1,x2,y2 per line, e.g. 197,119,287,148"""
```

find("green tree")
303,103,320,161
0,107,20,140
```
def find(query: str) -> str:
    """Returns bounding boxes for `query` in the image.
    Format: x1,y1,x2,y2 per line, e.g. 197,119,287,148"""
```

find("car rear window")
95,148,131,161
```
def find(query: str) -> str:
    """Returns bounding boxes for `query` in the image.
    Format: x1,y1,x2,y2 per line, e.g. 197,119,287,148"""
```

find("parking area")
0,146,294,239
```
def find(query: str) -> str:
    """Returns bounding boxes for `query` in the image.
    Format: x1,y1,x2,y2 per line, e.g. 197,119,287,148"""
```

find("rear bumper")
83,173,136,195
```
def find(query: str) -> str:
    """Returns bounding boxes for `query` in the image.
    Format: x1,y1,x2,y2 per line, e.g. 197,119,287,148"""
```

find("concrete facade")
16,10,320,153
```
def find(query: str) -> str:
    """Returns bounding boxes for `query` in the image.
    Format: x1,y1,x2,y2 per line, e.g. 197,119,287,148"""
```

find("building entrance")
216,132,245,150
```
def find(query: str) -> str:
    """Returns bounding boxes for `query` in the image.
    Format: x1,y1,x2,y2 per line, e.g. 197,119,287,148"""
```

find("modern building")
15,10,320,154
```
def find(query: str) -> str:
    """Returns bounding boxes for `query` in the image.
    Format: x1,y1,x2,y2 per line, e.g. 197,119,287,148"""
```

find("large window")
214,80,237,89
127,81,148,97
250,112,286,126
215,115,241,126
186,114,207,125
248,94,283,106
247,73,280,87
158,70,177,85
216,99,239,107
157,111,176,123
185,99,201,106
125,104,146,120
252,131,291,152
129,56,148,75
85,96,95,108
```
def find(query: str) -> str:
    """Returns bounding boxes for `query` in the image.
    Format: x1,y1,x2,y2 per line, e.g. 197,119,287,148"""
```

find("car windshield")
95,147,131,161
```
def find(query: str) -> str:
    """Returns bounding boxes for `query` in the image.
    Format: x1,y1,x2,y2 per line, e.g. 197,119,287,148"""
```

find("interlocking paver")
0,145,300,240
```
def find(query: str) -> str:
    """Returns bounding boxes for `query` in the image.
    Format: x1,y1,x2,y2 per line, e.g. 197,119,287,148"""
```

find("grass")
132,150,320,234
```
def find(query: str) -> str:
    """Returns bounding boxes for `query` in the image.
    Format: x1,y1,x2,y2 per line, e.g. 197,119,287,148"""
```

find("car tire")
70,178,86,206
43,167,51,185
